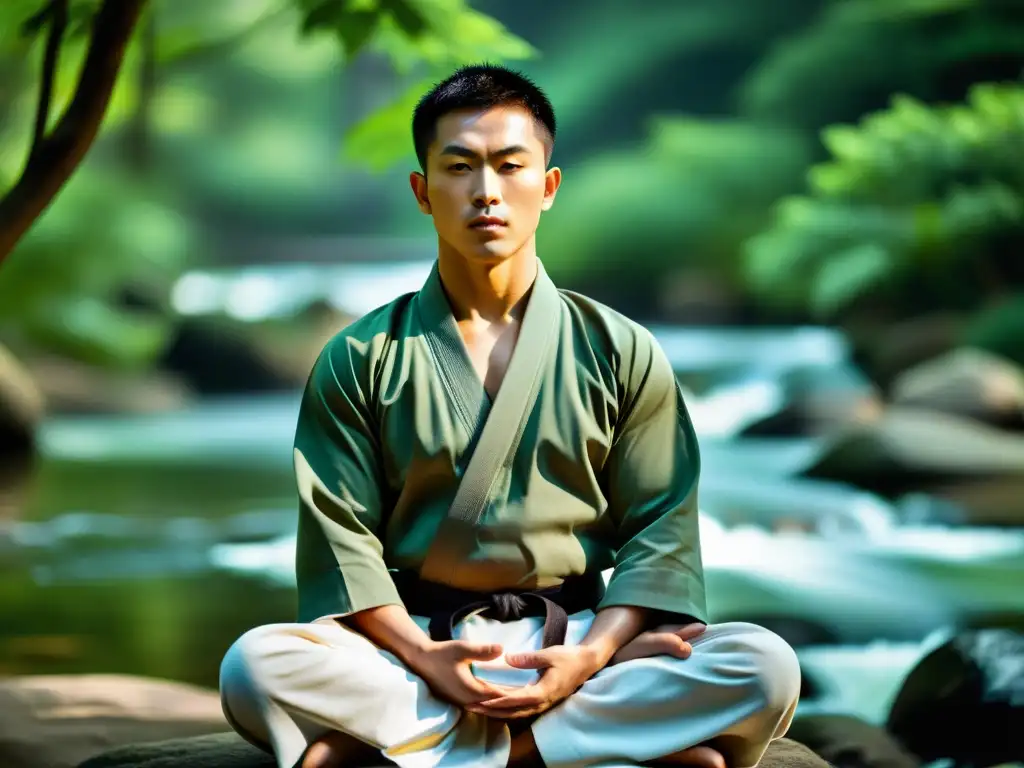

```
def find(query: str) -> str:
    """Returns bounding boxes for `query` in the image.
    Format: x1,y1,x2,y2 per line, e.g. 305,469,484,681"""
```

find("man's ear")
409,171,431,215
541,166,562,211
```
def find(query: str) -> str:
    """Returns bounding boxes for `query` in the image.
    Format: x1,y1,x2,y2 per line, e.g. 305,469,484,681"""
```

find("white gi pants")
219,611,800,768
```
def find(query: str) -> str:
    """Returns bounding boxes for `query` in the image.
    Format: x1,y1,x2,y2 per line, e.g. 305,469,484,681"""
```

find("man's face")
410,104,560,264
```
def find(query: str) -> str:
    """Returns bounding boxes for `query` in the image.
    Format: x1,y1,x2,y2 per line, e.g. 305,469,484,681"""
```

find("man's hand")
609,622,706,665
409,640,511,707
464,644,603,720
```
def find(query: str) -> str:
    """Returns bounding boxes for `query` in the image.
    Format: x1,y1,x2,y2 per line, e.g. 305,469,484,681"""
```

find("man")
219,64,801,768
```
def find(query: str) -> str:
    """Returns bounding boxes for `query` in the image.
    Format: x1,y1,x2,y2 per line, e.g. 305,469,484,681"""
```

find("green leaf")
337,10,380,55
380,0,426,37
821,124,875,164
300,0,382,56
342,77,432,170
810,242,892,317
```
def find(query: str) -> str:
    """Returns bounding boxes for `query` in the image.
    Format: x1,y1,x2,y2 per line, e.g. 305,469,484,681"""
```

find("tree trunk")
0,0,146,266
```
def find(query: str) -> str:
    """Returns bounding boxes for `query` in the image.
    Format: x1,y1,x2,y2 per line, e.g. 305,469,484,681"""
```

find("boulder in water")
890,348,1024,430
803,406,1024,493
867,312,962,388
887,628,1024,767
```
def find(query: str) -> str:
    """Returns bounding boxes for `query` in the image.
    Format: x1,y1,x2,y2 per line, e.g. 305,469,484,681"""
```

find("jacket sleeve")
598,331,708,624
292,337,402,622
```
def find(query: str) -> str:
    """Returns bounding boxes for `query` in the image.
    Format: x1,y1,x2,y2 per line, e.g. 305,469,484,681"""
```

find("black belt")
391,571,605,648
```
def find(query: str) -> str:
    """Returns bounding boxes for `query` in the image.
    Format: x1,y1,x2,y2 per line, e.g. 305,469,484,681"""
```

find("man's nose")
472,168,502,208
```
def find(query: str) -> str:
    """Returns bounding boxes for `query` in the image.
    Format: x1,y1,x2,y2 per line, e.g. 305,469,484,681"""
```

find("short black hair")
412,63,556,171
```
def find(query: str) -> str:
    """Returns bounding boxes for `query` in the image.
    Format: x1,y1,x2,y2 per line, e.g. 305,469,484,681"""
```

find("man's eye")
449,163,471,171
502,163,523,171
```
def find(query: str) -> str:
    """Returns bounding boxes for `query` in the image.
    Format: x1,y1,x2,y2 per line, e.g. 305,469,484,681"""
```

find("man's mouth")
469,216,507,229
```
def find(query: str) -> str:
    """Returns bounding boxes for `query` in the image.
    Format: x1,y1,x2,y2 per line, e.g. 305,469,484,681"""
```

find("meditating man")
219,64,801,768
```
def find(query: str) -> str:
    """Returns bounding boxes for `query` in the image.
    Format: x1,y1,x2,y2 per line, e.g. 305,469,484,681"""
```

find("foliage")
331,0,537,170
0,165,192,367
0,0,533,367
539,117,812,289
741,0,1024,134
501,0,823,164
743,81,1024,322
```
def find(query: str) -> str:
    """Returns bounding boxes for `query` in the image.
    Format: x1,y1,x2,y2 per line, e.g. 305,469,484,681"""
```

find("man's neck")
436,240,538,324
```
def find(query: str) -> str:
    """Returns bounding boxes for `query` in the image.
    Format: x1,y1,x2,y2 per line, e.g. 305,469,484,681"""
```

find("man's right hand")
344,605,512,707
409,640,510,707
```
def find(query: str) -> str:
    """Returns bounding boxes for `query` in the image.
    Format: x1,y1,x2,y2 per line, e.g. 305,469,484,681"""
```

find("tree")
0,0,532,366
0,0,144,264
0,0,534,268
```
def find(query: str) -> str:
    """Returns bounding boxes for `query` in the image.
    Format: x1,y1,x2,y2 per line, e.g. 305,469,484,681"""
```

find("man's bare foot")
652,745,727,768
301,730,375,768
507,726,545,768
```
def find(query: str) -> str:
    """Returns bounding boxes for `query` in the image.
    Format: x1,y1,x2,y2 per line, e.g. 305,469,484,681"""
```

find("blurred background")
1,1,1024,767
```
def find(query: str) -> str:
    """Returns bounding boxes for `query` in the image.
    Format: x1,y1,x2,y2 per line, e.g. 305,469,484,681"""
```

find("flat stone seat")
77,731,830,768
78,732,275,768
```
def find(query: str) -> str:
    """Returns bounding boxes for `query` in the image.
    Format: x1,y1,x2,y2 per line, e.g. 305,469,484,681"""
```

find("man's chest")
457,318,519,403
374,338,618,494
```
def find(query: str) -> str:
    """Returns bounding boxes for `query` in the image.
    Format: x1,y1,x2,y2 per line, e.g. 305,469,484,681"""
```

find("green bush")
744,81,1024,322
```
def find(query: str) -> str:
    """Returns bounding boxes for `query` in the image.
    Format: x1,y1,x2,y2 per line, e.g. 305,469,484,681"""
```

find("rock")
159,319,297,396
0,343,44,453
78,732,828,768
890,348,1024,430
22,356,192,415
867,313,962,388
760,738,833,768
803,406,1024,493
787,714,920,768
77,733,272,768
908,476,1024,527
0,675,230,768
740,364,883,438
886,628,1024,767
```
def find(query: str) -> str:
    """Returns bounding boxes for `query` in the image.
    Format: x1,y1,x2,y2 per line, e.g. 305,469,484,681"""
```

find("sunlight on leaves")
343,77,432,170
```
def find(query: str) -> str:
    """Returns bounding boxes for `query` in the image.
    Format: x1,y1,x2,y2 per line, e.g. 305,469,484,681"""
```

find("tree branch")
0,0,146,267
28,0,69,166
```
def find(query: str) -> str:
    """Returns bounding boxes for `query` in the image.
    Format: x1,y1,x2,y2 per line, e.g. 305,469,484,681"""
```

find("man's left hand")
464,645,603,720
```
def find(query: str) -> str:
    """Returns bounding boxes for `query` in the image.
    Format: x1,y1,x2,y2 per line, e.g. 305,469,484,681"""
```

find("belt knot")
490,592,530,621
